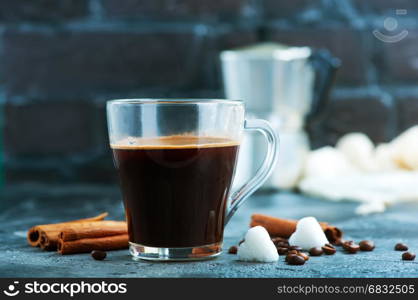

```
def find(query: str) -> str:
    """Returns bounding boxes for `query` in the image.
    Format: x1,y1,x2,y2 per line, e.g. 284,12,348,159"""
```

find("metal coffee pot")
221,43,340,189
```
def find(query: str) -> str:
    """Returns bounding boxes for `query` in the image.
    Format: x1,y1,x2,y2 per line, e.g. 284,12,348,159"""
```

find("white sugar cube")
237,226,279,262
288,217,329,250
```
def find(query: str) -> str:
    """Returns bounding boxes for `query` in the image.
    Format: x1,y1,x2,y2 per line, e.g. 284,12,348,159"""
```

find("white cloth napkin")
298,126,418,214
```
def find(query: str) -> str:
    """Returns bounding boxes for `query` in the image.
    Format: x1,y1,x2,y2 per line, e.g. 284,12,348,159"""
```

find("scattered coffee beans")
359,240,375,251
91,250,106,260
309,247,324,256
402,252,416,261
395,243,408,251
277,247,288,255
235,228,412,266
228,246,238,254
286,254,306,265
322,244,336,255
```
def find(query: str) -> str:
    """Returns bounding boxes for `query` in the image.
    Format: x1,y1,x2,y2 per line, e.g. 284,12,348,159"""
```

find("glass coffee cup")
107,99,278,261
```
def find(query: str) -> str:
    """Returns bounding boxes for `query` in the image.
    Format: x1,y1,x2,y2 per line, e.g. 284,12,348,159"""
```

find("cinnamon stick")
27,212,108,250
59,221,127,241
250,214,342,243
57,234,129,255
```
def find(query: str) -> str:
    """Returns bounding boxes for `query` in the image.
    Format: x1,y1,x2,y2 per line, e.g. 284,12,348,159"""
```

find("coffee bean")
289,245,302,251
277,247,288,255
298,252,309,261
91,250,106,260
395,243,408,251
359,240,375,251
322,244,336,255
309,247,324,256
345,243,360,254
342,241,354,250
286,254,306,265
285,252,299,262
228,246,238,254
402,252,416,261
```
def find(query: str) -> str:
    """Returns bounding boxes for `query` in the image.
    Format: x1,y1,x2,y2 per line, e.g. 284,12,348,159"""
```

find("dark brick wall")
1,0,418,183
0,0,89,22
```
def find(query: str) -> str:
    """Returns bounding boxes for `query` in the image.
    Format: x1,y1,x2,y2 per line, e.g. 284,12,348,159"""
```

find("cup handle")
225,119,279,225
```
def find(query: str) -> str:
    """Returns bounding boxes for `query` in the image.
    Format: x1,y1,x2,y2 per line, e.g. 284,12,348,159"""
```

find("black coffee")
112,136,239,248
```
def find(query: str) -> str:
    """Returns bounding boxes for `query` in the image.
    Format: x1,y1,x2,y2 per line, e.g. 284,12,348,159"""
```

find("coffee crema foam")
110,135,240,150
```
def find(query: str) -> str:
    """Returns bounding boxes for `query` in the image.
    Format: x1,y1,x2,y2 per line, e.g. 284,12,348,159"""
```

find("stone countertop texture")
0,184,417,278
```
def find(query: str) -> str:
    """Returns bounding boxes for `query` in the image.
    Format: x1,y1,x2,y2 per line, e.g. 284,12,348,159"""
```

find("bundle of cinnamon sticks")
27,212,129,255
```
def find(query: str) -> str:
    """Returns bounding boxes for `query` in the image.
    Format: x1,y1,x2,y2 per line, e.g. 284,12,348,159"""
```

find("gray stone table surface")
0,184,417,278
